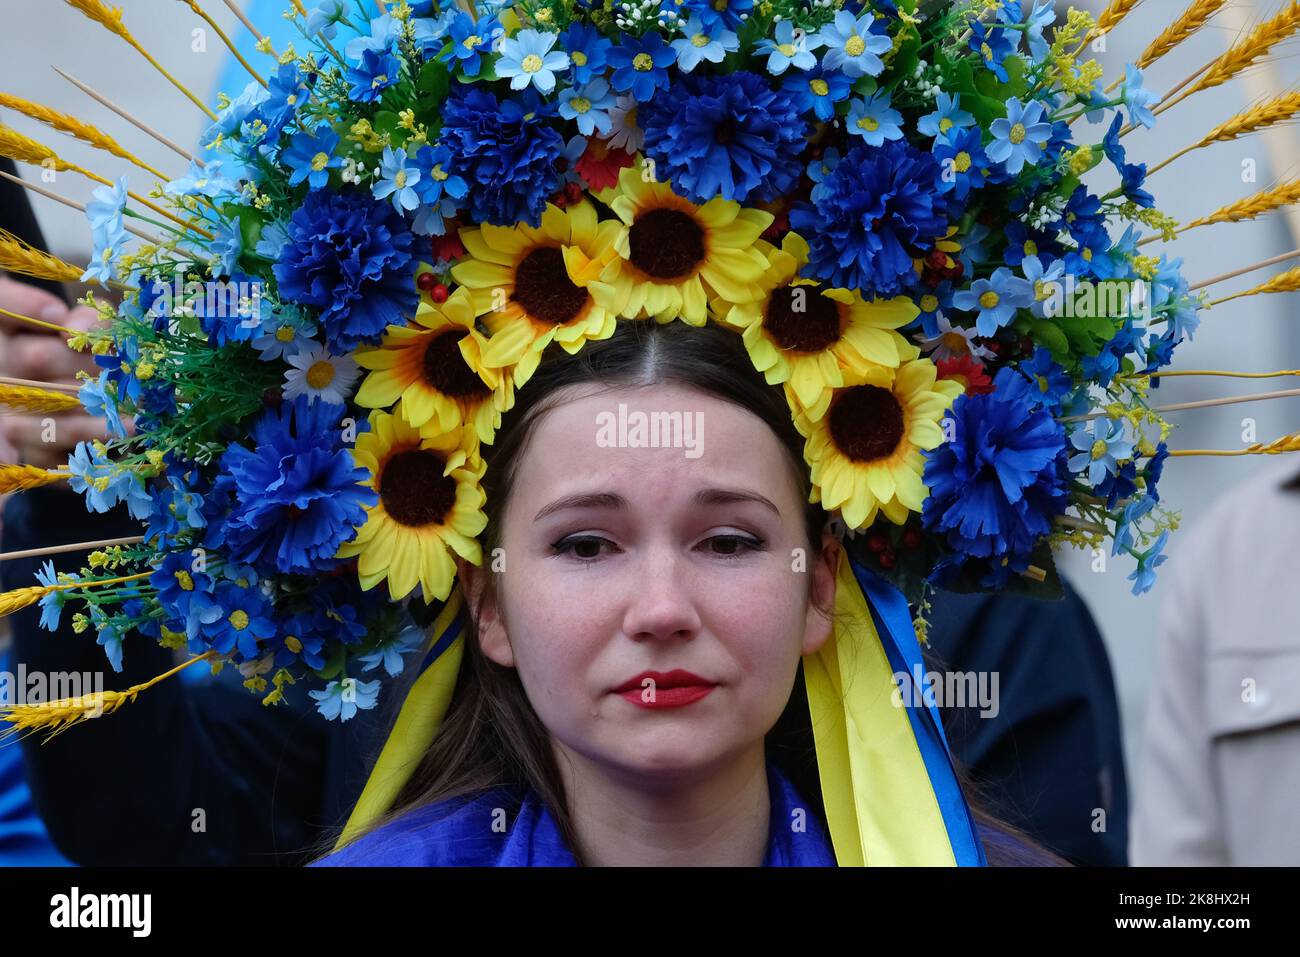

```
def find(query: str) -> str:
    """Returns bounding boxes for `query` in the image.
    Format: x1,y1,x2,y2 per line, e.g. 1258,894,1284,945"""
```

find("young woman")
312,318,1065,867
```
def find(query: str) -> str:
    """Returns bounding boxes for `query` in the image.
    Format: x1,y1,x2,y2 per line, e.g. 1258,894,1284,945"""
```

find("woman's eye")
701,534,765,558
550,536,615,561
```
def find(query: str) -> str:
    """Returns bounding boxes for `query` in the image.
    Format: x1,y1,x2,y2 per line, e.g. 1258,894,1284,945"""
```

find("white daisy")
283,343,362,405
917,312,995,362
606,95,644,153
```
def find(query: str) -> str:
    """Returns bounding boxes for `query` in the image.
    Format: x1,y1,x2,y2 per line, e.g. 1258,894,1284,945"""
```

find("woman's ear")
801,526,841,657
454,554,514,668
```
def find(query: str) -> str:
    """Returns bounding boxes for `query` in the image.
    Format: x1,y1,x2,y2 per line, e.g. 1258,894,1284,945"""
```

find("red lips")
613,669,713,694
613,670,718,710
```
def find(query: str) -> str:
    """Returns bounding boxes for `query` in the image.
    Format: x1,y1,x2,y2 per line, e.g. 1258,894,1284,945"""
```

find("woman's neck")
551,743,772,866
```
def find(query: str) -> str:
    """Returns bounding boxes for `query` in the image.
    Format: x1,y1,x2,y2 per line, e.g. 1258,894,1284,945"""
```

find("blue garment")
313,761,837,866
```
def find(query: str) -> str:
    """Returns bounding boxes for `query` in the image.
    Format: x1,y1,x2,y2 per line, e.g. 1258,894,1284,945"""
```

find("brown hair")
319,318,1068,867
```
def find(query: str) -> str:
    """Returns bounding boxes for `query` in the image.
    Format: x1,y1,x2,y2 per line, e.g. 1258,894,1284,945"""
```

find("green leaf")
1029,319,1070,359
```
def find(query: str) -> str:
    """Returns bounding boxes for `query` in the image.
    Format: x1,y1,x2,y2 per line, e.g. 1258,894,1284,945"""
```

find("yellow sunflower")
451,200,622,390
352,286,511,449
718,232,922,423
796,358,963,530
595,164,773,325
336,411,488,602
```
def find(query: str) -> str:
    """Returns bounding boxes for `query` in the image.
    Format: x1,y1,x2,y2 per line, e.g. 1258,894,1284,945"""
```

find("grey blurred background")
1,0,1298,810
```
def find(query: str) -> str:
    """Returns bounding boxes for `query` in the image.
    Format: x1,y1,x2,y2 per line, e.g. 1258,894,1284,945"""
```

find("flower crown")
2,0,1296,730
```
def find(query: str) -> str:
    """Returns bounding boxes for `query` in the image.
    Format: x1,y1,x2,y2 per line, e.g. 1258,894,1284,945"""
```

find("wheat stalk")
0,92,168,181
1209,264,1300,306
0,651,217,740
1171,430,1300,457
0,228,84,284
0,383,83,415
1137,0,1227,69
0,464,72,494
1148,91,1300,174
1185,178,1300,230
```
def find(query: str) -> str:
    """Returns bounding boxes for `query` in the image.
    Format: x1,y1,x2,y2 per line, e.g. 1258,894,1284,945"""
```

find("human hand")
0,275,116,469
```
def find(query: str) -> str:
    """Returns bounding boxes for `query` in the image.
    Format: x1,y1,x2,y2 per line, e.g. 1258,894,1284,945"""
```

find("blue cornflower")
1112,495,1156,557
218,395,377,576
683,0,753,30
558,78,616,136
607,31,676,101
1061,228,1114,279
671,16,738,72
283,124,342,189
372,146,422,212
816,9,890,78
638,70,807,205
150,551,222,643
1021,253,1065,317
358,625,425,677
789,139,949,296
438,86,564,227
756,20,823,76
562,22,612,84
968,20,1016,83
347,47,401,103
952,267,1034,336
783,67,851,121
1018,346,1072,409
410,142,468,209
440,12,503,78
497,29,570,94
310,676,381,721
210,217,243,275
201,581,276,660
806,147,841,203
987,97,1052,174
922,367,1071,588
81,217,129,285
273,188,418,353
918,93,976,141
86,177,127,231
1069,417,1135,487
1102,114,1154,208
305,0,346,38
1121,64,1160,129
846,91,903,146
67,441,152,519
1127,530,1169,595
1152,255,1201,342
270,612,328,670
256,62,310,142
932,126,989,203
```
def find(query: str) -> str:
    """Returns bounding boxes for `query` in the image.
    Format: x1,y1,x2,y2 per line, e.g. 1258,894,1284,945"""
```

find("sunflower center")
422,330,493,398
512,245,589,326
380,448,458,528
764,285,842,352
628,208,705,280
827,385,905,463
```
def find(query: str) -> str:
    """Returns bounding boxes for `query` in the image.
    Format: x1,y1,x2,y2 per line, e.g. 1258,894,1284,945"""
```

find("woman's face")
459,382,840,785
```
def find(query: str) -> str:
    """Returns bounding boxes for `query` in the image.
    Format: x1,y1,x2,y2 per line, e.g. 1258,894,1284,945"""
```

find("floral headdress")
1,1,1298,861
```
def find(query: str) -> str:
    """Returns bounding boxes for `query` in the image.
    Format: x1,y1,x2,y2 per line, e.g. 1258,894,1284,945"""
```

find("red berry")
878,548,896,569
564,181,584,204
867,533,888,554
430,283,450,303
416,272,437,291
902,529,923,550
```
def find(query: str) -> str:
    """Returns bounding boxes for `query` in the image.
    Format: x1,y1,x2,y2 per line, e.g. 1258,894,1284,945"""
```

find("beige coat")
1131,459,1300,865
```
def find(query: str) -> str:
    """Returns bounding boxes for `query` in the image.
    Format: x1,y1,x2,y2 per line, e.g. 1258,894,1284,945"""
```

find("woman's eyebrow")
534,487,780,522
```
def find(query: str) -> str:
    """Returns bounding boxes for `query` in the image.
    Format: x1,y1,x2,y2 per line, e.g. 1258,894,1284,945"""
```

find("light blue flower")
372,146,422,212
1020,253,1065,318
305,0,346,39
164,158,240,200
987,97,1052,174
846,91,903,146
1127,530,1169,595
1112,495,1155,556
917,93,975,141
358,625,425,677
211,217,243,275
81,217,130,285
807,147,841,203
671,16,738,72
411,195,461,237
1024,0,1057,62
1068,417,1135,487
66,441,152,518
344,13,402,63
558,78,615,136
97,619,125,673
254,219,290,260
952,266,1035,336
1121,64,1160,129
252,315,316,360
86,177,127,231
756,20,823,76
496,29,570,94
34,561,66,632
310,676,381,721
79,370,127,439
816,9,890,78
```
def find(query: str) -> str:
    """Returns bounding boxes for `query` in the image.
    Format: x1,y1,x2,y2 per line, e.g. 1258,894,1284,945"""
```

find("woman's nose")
619,544,703,642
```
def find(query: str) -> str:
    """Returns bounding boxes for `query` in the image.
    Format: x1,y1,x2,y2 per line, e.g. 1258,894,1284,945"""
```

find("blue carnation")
438,87,564,227
273,188,418,352
218,395,378,576
789,140,950,297
638,71,808,205
921,367,1071,587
